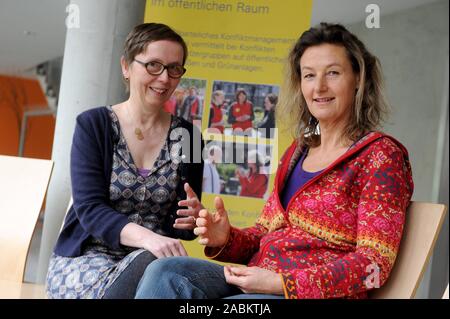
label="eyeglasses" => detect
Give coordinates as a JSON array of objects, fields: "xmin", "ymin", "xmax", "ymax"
[{"xmin": 133, "ymin": 59, "xmax": 186, "ymax": 79}]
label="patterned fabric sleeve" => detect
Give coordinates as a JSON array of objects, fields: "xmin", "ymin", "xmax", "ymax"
[
  {"xmin": 204, "ymin": 224, "xmax": 268, "ymax": 264},
  {"xmin": 204, "ymin": 192, "xmax": 278, "ymax": 264},
  {"xmin": 281, "ymin": 139, "xmax": 414, "ymax": 299}
]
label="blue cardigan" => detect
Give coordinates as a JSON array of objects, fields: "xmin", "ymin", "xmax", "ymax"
[{"xmin": 54, "ymin": 107, "xmax": 204, "ymax": 257}]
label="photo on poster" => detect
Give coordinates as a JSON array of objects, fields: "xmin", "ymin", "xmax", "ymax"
[
  {"xmin": 202, "ymin": 141, "xmax": 273, "ymax": 199},
  {"xmin": 207, "ymin": 80, "xmax": 279, "ymax": 139},
  {"xmin": 164, "ymin": 77, "xmax": 206, "ymax": 131}
]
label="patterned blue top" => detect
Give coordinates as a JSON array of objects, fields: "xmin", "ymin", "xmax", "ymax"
[
  {"xmin": 54, "ymin": 106, "xmax": 202, "ymax": 257},
  {"xmin": 85, "ymin": 106, "xmax": 188, "ymax": 256},
  {"xmin": 46, "ymin": 106, "xmax": 200, "ymax": 299}
]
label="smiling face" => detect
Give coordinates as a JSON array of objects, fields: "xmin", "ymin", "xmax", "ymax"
[
  {"xmin": 122, "ymin": 40, "xmax": 184, "ymax": 109},
  {"xmin": 300, "ymin": 43, "xmax": 359, "ymax": 127}
]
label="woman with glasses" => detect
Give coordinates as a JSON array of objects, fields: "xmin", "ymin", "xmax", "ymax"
[
  {"xmin": 45, "ymin": 23, "xmax": 204, "ymax": 299},
  {"xmin": 134, "ymin": 23, "xmax": 414, "ymax": 299}
]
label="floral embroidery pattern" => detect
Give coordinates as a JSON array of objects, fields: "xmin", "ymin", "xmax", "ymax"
[{"xmin": 207, "ymin": 132, "xmax": 414, "ymax": 299}]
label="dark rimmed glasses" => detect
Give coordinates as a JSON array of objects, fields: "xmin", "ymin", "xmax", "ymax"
[{"xmin": 133, "ymin": 59, "xmax": 186, "ymax": 79}]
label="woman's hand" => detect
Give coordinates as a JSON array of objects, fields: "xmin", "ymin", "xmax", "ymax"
[
  {"xmin": 174, "ymin": 183, "xmax": 204, "ymax": 230},
  {"xmin": 142, "ymin": 231, "xmax": 188, "ymax": 258},
  {"xmin": 224, "ymin": 266, "xmax": 284, "ymax": 295},
  {"xmin": 120, "ymin": 222, "xmax": 187, "ymax": 258},
  {"xmin": 194, "ymin": 196, "xmax": 231, "ymax": 247}
]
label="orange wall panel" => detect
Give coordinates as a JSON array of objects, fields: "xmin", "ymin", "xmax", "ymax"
[
  {"xmin": 0, "ymin": 75, "xmax": 55, "ymax": 159},
  {"xmin": 23, "ymin": 115, "xmax": 56, "ymax": 160},
  {"xmin": 0, "ymin": 102, "xmax": 20, "ymax": 155}
]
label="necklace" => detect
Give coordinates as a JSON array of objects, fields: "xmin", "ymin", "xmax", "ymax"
[
  {"xmin": 125, "ymin": 104, "xmax": 146, "ymax": 141},
  {"xmin": 134, "ymin": 127, "xmax": 144, "ymax": 141}
]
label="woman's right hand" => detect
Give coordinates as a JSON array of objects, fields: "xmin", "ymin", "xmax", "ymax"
[
  {"xmin": 142, "ymin": 231, "xmax": 188, "ymax": 258},
  {"xmin": 120, "ymin": 222, "xmax": 187, "ymax": 258},
  {"xmin": 194, "ymin": 197, "xmax": 231, "ymax": 247}
]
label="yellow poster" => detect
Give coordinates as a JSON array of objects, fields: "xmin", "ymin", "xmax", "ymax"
[{"xmin": 145, "ymin": 0, "xmax": 313, "ymax": 258}]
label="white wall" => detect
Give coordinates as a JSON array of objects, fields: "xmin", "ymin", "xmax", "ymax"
[
  {"xmin": 0, "ymin": 0, "xmax": 68, "ymax": 74},
  {"xmin": 344, "ymin": 0, "xmax": 449, "ymax": 298},
  {"xmin": 346, "ymin": 0, "xmax": 448, "ymax": 202}
]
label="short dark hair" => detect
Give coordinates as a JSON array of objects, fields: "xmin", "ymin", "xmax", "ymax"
[
  {"xmin": 122, "ymin": 23, "xmax": 188, "ymax": 90},
  {"xmin": 123, "ymin": 23, "xmax": 188, "ymax": 65}
]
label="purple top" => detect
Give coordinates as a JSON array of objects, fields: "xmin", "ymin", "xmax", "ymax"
[
  {"xmin": 281, "ymin": 149, "xmax": 323, "ymax": 210},
  {"xmin": 137, "ymin": 167, "xmax": 150, "ymax": 178}
]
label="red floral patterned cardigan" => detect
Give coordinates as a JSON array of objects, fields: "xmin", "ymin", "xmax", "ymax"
[{"xmin": 205, "ymin": 132, "xmax": 414, "ymax": 299}]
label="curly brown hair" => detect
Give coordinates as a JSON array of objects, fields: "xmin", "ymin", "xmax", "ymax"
[{"xmin": 277, "ymin": 22, "xmax": 389, "ymax": 147}]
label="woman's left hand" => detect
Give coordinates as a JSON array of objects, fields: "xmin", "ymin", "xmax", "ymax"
[
  {"xmin": 174, "ymin": 183, "xmax": 204, "ymax": 230},
  {"xmin": 224, "ymin": 266, "xmax": 284, "ymax": 295}
]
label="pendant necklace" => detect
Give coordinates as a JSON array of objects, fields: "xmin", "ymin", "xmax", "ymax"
[
  {"xmin": 134, "ymin": 127, "xmax": 144, "ymax": 141},
  {"xmin": 126, "ymin": 104, "xmax": 146, "ymax": 141}
]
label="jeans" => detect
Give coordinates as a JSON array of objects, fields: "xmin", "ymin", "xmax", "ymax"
[
  {"xmin": 103, "ymin": 251, "xmax": 157, "ymax": 299},
  {"xmin": 135, "ymin": 256, "xmax": 285, "ymax": 299}
]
